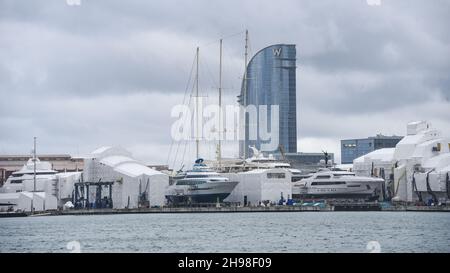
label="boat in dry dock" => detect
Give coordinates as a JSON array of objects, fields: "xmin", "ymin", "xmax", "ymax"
[
  {"xmin": 165, "ymin": 159, "xmax": 238, "ymax": 204},
  {"xmin": 292, "ymin": 169, "xmax": 384, "ymax": 200}
]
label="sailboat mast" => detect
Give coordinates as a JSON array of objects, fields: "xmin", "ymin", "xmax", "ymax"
[
  {"xmin": 218, "ymin": 39, "xmax": 223, "ymax": 166},
  {"xmin": 33, "ymin": 136, "xmax": 36, "ymax": 192},
  {"xmin": 195, "ymin": 47, "xmax": 200, "ymax": 159},
  {"xmin": 243, "ymin": 29, "xmax": 249, "ymax": 159}
]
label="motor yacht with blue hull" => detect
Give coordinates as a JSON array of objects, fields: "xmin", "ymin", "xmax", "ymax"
[
  {"xmin": 292, "ymin": 170, "xmax": 384, "ymax": 201},
  {"xmin": 166, "ymin": 159, "xmax": 239, "ymax": 204}
]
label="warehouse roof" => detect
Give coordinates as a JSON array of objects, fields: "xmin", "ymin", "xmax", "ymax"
[
  {"xmin": 92, "ymin": 147, "xmax": 163, "ymax": 178},
  {"xmin": 354, "ymin": 148, "xmax": 395, "ymax": 163}
]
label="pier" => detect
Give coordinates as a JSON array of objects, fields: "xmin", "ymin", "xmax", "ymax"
[
  {"xmin": 38, "ymin": 204, "xmax": 450, "ymax": 216},
  {"xmin": 53, "ymin": 205, "xmax": 328, "ymax": 216},
  {"xmin": 2, "ymin": 204, "xmax": 450, "ymax": 218}
]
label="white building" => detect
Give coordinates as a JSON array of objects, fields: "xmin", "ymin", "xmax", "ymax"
[
  {"xmin": 223, "ymin": 169, "xmax": 292, "ymax": 205},
  {"xmin": 0, "ymin": 191, "xmax": 57, "ymax": 213},
  {"xmin": 353, "ymin": 121, "xmax": 450, "ymax": 204},
  {"xmin": 55, "ymin": 171, "xmax": 82, "ymax": 208},
  {"xmin": 83, "ymin": 147, "xmax": 169, "ymax": 208}
]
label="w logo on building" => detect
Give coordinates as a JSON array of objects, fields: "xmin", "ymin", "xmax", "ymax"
[{"xmin": 273, "ymin": 47, "xmax": 282, "ymax": 57}]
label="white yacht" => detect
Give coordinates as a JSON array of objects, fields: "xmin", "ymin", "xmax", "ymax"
[
  {"xmin": 246, "ymin": 147, "xmax": 303, "ymax": 182},
  {"xmin": 0, "ymin": 158, "xmax": 58, "ymax": 193},
  {"xmin": 207, "ymin": 146, "xmax": 303, "ymax": 182},
  {"xmin": 166, "ymin": 159, "xmax": 239, "ymax": 204},
  {"xmin": 292, "ymin": 170, "xmax": 384, "ymax": 200}
]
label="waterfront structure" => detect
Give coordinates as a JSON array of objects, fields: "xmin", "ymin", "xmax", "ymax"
[
  {"xmin": 223, "ymin": 168, "xmax": 292, "ymax": 205},
  {"xmin": 238, "ymin": 44, "xmax": 297, "ymax": 158},
  {"xmin": 341, "ymin": 135, "xmax": 404, "ymax": 164},
  {"xmin": 353, "ymin": 121, "xmax": 450, "ymax": 203},
  {"xmin": 0, "ymin": 154, "xmax": 83, "ymax": 187},
  {"xmin": 83, "ymin": 146, "xmax": 169, "ymax": 208},
  {"xmin": 0, "ymin": 191, "xmax": 57, "ymax": 213},
  {"xmin": 0, "ymin": 146, "xmax": 170, "ymax": 212}
]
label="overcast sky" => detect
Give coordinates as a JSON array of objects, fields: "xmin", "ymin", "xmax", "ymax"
[{"xmin": 0, "ymin": 0, "xmax": 449, "ymax": 167}]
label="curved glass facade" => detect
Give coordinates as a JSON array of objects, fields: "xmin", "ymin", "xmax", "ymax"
[{"xmin": 239, "ymin": 44, "xmax": 297, "ymax": 157}]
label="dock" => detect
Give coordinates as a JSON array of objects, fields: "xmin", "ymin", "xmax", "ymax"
[
  {"xmin": 53, "ymin": 205, "xmax": 329, "ymax": 216},
  {"xmin": 2, "ymin": 204, "xmax": 450, "ymax": 218},
  {"xmin": 49, "ymin": 204, "xmax": 450, "ymax": 216},
  {"xmin": 0, "ymin": 212, "xmax": 28, "ymax": 218},
  {"xmin": 381, "ymin": 205, "xmax": 450, "ymax": 212}
]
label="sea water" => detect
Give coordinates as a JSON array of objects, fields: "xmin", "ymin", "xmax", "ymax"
[{"xmin": 1, "ymin": 212, "xmax": 449, "ymax": 253}]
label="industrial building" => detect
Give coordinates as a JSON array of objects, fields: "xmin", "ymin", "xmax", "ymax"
[
  {"xmin": 83, "ymin": 146, "xmax": 169, "ymax": 209},
  {"xmin": 353, "ymin": 121, "xmax": 450, "ymax": 204},
  {"xmin": 223, "ymin": 169, "xmax": 292, "ymax": 205},
  {"xmin": 239, "ymin": 44, "xmax": 297, "ymax": 158},
  {"xmin": 0, "ymin": 146, "xmax": 169, "ymax": 212},
  {"xmin": 341, "ymin": 135, "xmax": 404, "ymax": 164}
]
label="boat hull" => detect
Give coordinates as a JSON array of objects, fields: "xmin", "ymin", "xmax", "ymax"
[
  {"xmin": 166, "ymin": 181, "xmax": 238, "ymax": 204},
  {"xmin": 293, "ymin": 180, "xmax": 382, "ymax": 200}
]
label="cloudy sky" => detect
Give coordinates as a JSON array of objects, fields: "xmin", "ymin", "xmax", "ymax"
[{"xmin": 0, "ymin": 0, "xmax": 449, "ymax": 167}]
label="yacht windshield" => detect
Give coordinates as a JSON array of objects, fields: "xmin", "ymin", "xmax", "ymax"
[
  {"xmin": 186, "ymin": 174, "xmax": 220, "ymax": 178},
  {"xmin": 176, "ymin": 180, "xmax": 206, "ymax": 186},
  {"xmin": 333, "ymin": 173, "xmax": 355, "ymax": 177}
]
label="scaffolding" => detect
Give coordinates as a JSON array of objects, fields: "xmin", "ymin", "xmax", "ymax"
[{"xmin": 73, "ymin": 181, "xmax": 114, "ymax": 209}]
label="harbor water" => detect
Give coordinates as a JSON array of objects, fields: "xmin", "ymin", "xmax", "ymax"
[{"xmin": 1, "ymin": 212, "xmax": 449, "ymax": 253}]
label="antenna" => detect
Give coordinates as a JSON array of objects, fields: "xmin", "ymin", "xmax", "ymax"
[
  {"xmin": 218, "ymin": 38, "xmax": 223, "ymax": 166},
  {"xmin": 33, "ymin": 137, "xmax": 36, "ymax": 192},
  {"xmin": 243, "ymin": 30, "xmax": 249, "ymax": 159},
  {"xmin": 195, "ymin": 47, "xmax": 200, "ymax": 159}
]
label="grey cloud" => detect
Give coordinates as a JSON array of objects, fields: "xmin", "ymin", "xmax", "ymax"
[{"xmin": 0, "ymin": 0, "xmax": 449, "ymax": 165}]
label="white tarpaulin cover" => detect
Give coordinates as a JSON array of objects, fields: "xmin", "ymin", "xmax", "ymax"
[
  {"xmin": 224, "ymin": 169, "xmax": 292, "ymax": 205},
  {"xmin": 352, "ymin": 121, "xmax": 450, "ymax": 202},
  {"xmin": 84, "ymin": 147, "xmax": 169, "ymax": 208},
  {"xmin": 0, "ymin": 191, "xmax": 58, "ymax": 212}
]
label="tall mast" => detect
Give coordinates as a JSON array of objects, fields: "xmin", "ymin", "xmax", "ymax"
[
  {"xmin": 33, "ymin": 136, "xmax": 36, "ymax": 192},
  {"xmin": 195, "ymin": 47, "xmax": 200, "ymax": 159},
  {"xmin": 218, "ymin": 39, "xmax": 223, "ymax": 166},
  {"xmin": 243, "ymin": 29, "xmax": 249, "ymax": 159}
]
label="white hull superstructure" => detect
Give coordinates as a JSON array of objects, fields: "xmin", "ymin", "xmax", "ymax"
[
  {"xmin": 292, "ymin": 170, "xmax": 384, "ymax": 200},
  {"xmin": 206, "ymin": 146, "xmax": 303, "ymax": 182},
  {"xmin": 0, "ymin": 158, "xmax": 57, "ymax": 194},
  {"xmin": 166, "ymin": 160, "xmax": 238, "ymax": 204},
  {"xmin": 0, "ymin": 156, "xmax": 60, "ymax": 212}
]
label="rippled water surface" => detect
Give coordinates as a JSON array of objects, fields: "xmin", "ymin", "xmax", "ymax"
[{"xmin": 1, "ymin": 212, "xmax": 449, "ymax": 252}]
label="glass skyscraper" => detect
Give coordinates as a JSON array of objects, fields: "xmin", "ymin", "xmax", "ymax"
[{"xmin": 238, "ymin": 44, "xmax": 297, "ymax": 158}]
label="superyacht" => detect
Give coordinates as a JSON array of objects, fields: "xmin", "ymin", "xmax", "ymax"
[
  {"xmin": 165, "ymin": 159, "xmax": 239, "ymax": 204},
  {"xmin": 206, "ymin": 146, "xmax": 303, "ymax": 182},
  {"xmin": 292, "ymin": 170, "xmax": 384, "ymax": 200},
  {"xmin": 0, "ymin": 158, "xmax": 57, "ymax": 193}
]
